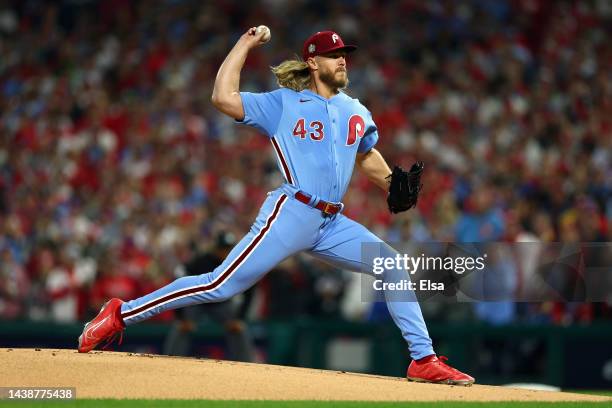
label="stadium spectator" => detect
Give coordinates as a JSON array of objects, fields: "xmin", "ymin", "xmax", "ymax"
[{"xmin": 0, "ymin": 0, "xmax": 609, "ymax": 325}]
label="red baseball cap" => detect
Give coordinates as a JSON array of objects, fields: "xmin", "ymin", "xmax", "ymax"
[{"xmin": 302, "ymin": 31, "xmax": 357, "ymax": 61}]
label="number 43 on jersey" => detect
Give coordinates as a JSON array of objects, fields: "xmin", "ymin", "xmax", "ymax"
[{"xmin": 292, "ymin": 115, "xmax": 366, "ymax": 146}]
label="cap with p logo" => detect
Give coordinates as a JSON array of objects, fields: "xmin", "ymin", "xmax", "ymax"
[{"xmin": 302, "ymin": 31, "xmax": 357, "ymax": 61}]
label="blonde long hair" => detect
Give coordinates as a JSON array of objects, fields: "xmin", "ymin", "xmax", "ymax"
[{"xmin": 271, "ymin": 58, "xmax": 310, "ymax": 91}]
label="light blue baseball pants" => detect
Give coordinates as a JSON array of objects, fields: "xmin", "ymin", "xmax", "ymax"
[{"xmin": 120, "ymin": 186, "xmax": 434, "ymax": 360}]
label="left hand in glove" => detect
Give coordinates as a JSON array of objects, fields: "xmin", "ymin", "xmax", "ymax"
[{"xmin": 386, "ymin": 161, "xmax": 424, "ymax": 214}]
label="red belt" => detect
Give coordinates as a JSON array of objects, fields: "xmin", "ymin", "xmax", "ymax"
[{"xmin": 294, "ymin": 191, "xmax": 343, "ymax": 216}]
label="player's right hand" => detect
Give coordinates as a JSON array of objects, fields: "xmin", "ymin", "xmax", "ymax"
[{"xmin": 238, "ymin": 27, "xmax": 269, "ymax": 49}]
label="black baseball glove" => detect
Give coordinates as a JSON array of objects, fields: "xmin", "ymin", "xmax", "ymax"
[{"xmin": 386, "ymin": 161, "xmax": 424, "ymax": 213}]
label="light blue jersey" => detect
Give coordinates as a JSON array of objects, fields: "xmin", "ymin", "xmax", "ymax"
[
  {"xmin": 239, "ymin": 88, "xmax": 377, "ymax": 203},
  {"xmin": 119, "ymin": 86, "xmax": 435, "ymax": 361}
]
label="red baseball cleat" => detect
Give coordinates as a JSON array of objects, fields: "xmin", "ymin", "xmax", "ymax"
[
  {"xmin": 407, "ymin": 355, "xmax": 475, "ymax": 386},
  {"xmin": 78, "ymin": 298, "xmax": 125, "ymax": 353}
]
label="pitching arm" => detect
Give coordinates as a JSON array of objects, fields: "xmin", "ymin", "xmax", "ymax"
[{"xmin": 211, "ymin": 27, "xmax": 268, "ymax": 120}]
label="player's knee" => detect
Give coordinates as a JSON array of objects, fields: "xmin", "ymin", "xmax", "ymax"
[
  {"xmin": 211, "ymin": 285, "xmax": 236, "ymax": 302},
  {"xmin": 193, "ymin": 269, "xmax": 248, "ymax": 302}
]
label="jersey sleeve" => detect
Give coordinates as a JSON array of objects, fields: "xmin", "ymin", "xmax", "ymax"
[
  {"xmin": 357, "ymin": 110, "xmax": 379, "ymax": 153},
  {"xmin": 235, "ymin": 89, "xmax": 283, "ymax": 137}
]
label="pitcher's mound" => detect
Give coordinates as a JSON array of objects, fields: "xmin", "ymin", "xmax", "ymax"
[{"xmin": 0, "ymin": 348, "xmax": 608, "ymax": 401}]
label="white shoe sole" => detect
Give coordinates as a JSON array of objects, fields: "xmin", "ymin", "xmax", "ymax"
[{"xmin": 407, "ymin": 376, "xmax": 475, "ymax": 386}]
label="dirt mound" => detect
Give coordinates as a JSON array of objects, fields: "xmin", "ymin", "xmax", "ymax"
[{"xmin": 0, "ymin": 348, "xmax": 608, "ymax": 401}]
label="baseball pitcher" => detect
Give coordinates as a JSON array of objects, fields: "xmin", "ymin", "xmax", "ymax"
[{"xmin": 77, "ymin": 27, "xmax": 474, "ymax": 386}]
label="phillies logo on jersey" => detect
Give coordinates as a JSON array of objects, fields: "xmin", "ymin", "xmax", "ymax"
[{"xmin": 346, "ymin": 115, "xmax": 366, "ymax": 146}]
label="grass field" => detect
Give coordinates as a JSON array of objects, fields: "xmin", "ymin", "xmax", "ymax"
[
  {"xmin": 1, "ymin": 400, "xmax": 612, "ymax": 408},
  {"xmin": 0, "ymin": 390, "xmax": 610, "ymax": 407}
]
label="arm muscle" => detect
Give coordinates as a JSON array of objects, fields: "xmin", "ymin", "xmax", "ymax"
[{"xmin": 355, "ymin": 148, "xmax": 392, "ymax": 191}]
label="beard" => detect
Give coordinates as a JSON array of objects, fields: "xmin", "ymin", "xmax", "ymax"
[{"xmin": 319, "ymin": 67, "xmax": 349, "ymax": 89}]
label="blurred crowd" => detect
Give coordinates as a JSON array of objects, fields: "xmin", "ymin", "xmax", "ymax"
[{"xmin": 0, "ymin": 0, "xmax": 610, "ymax": 325}]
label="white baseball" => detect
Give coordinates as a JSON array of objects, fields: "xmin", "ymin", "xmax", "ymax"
[{"xmin": 256, "ymin": 25, "xmax": 271, "ymax": 43}]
